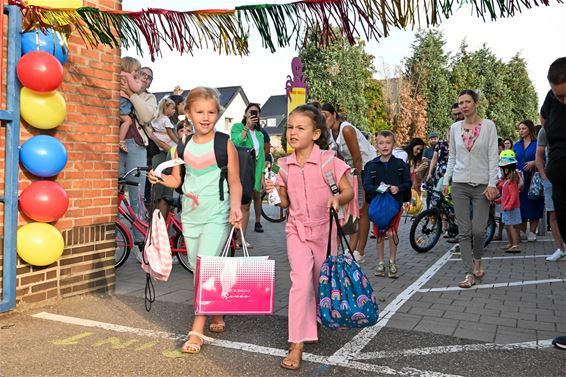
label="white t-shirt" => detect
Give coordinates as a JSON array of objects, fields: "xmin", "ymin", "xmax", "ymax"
[
  {"xmin": 250, "ymin": 130, "xmax": 260, "ymax": 159},
  {"xmin": 330, "ymin": 121, "xmax": 377, "ymax": 169},
  {"xmin": 392, "ymin": 148, "xmax": 408, "ymax": 163},
  {"xmin": 151, "ymin": 115, "xmax": 176, "ymax": 149}
]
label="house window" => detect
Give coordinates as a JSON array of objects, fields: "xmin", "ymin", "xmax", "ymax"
[
  {"xmin": 267, "ymin": 118, "xmax": 277, "ymax": 128},
  {"xmin": 225, "ymin": 117, "xmax": 233, "ymax": 131}
]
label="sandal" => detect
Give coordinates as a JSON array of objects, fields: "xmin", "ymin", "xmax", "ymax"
[
  {"xmin": 474, "ymin": 270, "xmax": 486, "ymax": 280},
  {"xmin": 181, "ymin": 331, "xmax": 214, "ymax": 354},
  {"xmin": 280, "ymin": 343, "xmax": 303, "ymax": 370},
  {"xmin": 500, "ymin": 244, "xmax": 512, "ymax": 251},
  {"xmin": 118, "ymin": 140, "xmax": 128, "ymax": 153},
  {"xmin": 458, "ymin": 274, "xmax": 475, "ymax": 289},
  {"xmin": 209, "ymin": 318, "xmax": 226, "ymax": 333},
  {"xmin": 505, "ymin": 245, "xmax": 521, "ymax": 253}
]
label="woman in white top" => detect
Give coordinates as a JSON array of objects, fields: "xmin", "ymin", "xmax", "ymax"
[
  {"xmin": 442, "ymin": 90, "xmax": 499, "ymax": 289},
  {"xmin": 321, "ymin": 103, "xmax": 377, "ymax": 263}
]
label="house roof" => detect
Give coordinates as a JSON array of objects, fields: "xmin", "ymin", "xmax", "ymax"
[
  {"xmin": 261, "ymin": 94, "xmax": 287, "ymax": 136},
  {"xmin": 153, "ymin": 86, "xmax": 249, "ymax": 116},
  {"xmin": 261, "ymin": 94, "xmax": 287, "ymax": 117}
]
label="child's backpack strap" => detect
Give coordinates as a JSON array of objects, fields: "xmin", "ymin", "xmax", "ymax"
[
  {"xmin": 277, "ymin": 156, "xmax": 290, "ymax": 186},
  {"xmin": 214, "ymin": 132, "xmax": 230, "ymax": 201},
  {"xmin": 320, "ymin": 150, "xmax": 339, "ymax": 195},
  {"xmin": 174, "ymin": 135, "xmax": 193, "ymax": 195}
]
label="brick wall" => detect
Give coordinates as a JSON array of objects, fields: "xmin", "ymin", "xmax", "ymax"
[{"xmin": 0, "ymin": 0, "xmax": 122, "ymax": 308}]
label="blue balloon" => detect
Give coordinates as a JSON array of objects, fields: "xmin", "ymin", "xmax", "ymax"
[
  {"xmin": 20, "ymin": 135, "xmax": 67, "ymax": 177},
  {"xmin": 21, "ymin": 29, "xmax": 69, "ymax": 65}
]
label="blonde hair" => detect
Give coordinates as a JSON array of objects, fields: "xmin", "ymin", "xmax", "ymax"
[
  {"xmin": 184, "ymin": 87, "xmax": 223, "ymax": 113},
  {"xmin": 121, "ymin": 56, "xmax": 141, "ymax": 74},
  {"xmin": 155, "ymin": 97, "xmax": 175, "ymax": 119}
]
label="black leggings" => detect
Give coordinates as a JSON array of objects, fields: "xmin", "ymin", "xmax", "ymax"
[{"xmin": 551, "ymin": 182, "xmax": 566, "ymax": 243}]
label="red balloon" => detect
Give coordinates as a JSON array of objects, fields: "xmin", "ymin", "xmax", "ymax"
[
  {"xmin": 17, "ymin": 51, "xmax": 64, "ymax": 92},
  {"xmin": 19, "ymin": 181, "xmax": 69, "ymax": 222}
]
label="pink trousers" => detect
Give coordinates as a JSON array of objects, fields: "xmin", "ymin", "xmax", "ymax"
[{"xmin": 286, "ymin": 221, "xmax": 335, "ymax": 343}]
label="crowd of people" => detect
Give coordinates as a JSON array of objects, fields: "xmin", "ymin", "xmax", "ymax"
[{"xmin": 118, "ymin": 55, "xmax": 566, "ymax": 368}]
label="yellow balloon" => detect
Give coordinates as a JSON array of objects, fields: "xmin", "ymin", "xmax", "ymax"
[
  {"xmin": 20, "ymin": 87, "xmax": 67, "ymax": 130},
  {"xmin": 27, "ymin": 0, "xmax": 83, "ymax": 8},
  {"xmin": 17, "ymin": 223, "xmax": 65, "ymax": 266}
]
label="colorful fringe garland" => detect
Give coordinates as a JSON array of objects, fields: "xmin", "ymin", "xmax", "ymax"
[{"xmin": 10, "ymin": 0, "xmax": 561, "ymax": 60}]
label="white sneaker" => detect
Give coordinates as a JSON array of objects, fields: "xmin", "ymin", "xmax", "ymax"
[
  {"xmin": 546, "ymin": 249, "xmax": 566, "ymax": 262},
  {"xmin": 528, "ymin": 234, "xmax": 537, "ymax": 242},
  {"xmin": 352, "ymin": 250, "xmax": 365, "ymax": 264}
]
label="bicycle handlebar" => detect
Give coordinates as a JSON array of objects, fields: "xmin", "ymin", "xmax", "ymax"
[{"xmin": 119, "ymin": 166, "xmax": 150, "ymax": 181}]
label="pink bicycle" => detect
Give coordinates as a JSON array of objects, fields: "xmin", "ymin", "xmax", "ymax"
[{"xmin": 115, "ymin": 167, "xmax": 191, "ymax": 271}]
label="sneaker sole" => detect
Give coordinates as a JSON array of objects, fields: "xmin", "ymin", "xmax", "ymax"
[
  {"xmin": 552, "ymin": 340, "xmax": 566, "ymax": 350},
  {"xmin": 375, "ymin": 272, "xmax": 385, "ymax": 277}
]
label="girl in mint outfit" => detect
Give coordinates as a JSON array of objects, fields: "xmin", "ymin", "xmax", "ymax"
[
  {"xmin": 231, "ymin": 103, "xmax": 265, "ymax": 242},
  {"xmin": 148, "ymin": 87, "xmax": 243, "ymax": 354}
]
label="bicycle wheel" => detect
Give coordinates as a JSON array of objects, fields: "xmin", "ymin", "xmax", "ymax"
[
  {"xmin": 115, "ymin": 222, "xmax": 131, "ymax": 269},
  {"xmin": 484, "ymin": 214, "xmax": 496, "ymax": 247},
  {"xmin": 409, "ymin": 209, "xmax": 442, "ymax": 253},
  {"xmin": 174, "ymin": 232, "xmax": 193, "ymax": 273},
  {"xmin": 261, "ymin": 191, "xmax": 287, "ymax": 223}
]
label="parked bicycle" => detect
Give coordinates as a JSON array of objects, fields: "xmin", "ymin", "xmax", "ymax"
[
  {"xmin": 115, "ymin": 167, "xmax": 191, "ymax": 271},
  {"xmin": 409, "ymin": 183, "xmax": 495, "ymax": 253},
  {"xmin": 261, "ymin": 191, "xmax": 288, "ymax": 223}
]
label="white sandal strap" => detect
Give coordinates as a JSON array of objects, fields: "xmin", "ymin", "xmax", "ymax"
[{"xmin": 188, "ymin": 331, "xmax": 214, "ymax": 343}]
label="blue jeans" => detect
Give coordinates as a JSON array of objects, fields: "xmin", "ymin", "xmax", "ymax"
[{"xmin": 118, "ymin": 139, "xmax": 147, "ymax": 242}]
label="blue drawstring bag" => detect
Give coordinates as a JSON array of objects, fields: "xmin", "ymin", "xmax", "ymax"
[
  {"xmin": 368, "ymin": 192, "xmax": 401, "ymax": 236},
  {"xmin": 319, "ymin": 208, "xmax": 379, "ymax": 330}
]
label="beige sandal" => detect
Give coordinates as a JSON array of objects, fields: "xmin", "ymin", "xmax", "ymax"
[
  {"xmin": 505, "ymin": 245, "xmax": 521, "ymax": 253},
  {"xmin": 209, "ymin": 319, "xmax": 226, "ymax": 333},
  {"xmin": 181, "ymin": 331, "xmax": 214, "ymax": 354},
  {"xmin": 280, "ymin": 343, "xmax": 303, "ymax": 370},
  {"xmin": 458, "ymin": 274, "xmax": 475, "ymax": 289}
]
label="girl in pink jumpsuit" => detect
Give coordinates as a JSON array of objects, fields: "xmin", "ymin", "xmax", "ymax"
[{"xmin": 267, "ymin": 104, "xmax": 353, "ymax": 370}]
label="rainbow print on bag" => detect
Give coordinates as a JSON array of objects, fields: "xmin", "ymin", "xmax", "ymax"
[
  {"xmin": 331, "ymin": 289, "xmax": 342, "ymax": 301},
  {"xmin": 356, "ymin": 294, "xmax": 369, "ymax": 307},
  {"xmin": 351, "ymin": 312, "xmax": 366, "ymax": 321},
  {"xmin": 331, "ymin": 310, "xmax": 342, "ymax": 319},
  {"xmin": 320, "ymin": 297, "xmax": 331, "ymax": 308},
  {"xmin": 318, "ymin": 209, "xmax": 379, "ymax": 330},
  {"xmin": 352, "ymin": 270, "xmax": 361, "ymax": 281}
]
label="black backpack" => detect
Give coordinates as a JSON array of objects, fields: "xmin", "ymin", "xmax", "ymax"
[{"xmin": 176, "ymin": 132, "xmax": 255, "ymax": 205}]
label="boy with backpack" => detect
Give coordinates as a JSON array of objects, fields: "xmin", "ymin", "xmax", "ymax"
[{"xmin": 364, "ymin": 131, "xmax": 411, "ymax": 278}]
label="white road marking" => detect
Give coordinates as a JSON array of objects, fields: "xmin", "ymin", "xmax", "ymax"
[
  {"xmin": 448, "ymin": 255, "xmax": 552, "ymax": 261},
  {"xmin": 353, "ymin": 339, "xmax": 554, "ymax": 360},
  {"xmin": 329, "ymin": 249, "xmax": 454, "ymax": 362},
  {"xmin": 32, "ymin": 312, "xmax": 459, "ymax": 377},
  {"xmin": 418, "ymin": 278, "xmax": 566, "ymax": 293}
]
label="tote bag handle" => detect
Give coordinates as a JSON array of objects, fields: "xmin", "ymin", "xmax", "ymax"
[
  {"xmin": 220, "ymin": 226, "xmax": 250, "ymax": 258},
  {"xmin": 326, "ymin": 207, "xmax": 353, "ymax": 259}
]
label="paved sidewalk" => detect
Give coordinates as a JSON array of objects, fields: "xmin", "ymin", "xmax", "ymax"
[
  {"xmin": 1, "ymin": 216, "xmax": 564, "ymax": 377},
  {"xmin": 115, "ymin": 216, "xmax": 566, "ymax": 344}
]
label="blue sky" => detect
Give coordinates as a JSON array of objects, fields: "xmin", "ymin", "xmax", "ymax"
[{"xmin": 122, "ymin": 1, "xmax": 564, "ymax": 110}]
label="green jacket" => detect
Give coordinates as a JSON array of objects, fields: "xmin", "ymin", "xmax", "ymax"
[{"xmin": 231, "ymin": 122, "xmax": 265, "ymax": 192}]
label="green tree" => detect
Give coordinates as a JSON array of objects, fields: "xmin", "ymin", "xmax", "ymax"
[
  {"xmin": 449, "ymin": 45, "xmax": 538, "ymax": 138},
  {"xmin": 404, "ymin": 30, "xmax": 453, "ymax": 136},
  {"xmin": 298, "ymin": 33, "xmax": 385, "ymax": 131},
  {"xmin": 365, "ymin": 78, "xmax": 389, "ymax": 133},
  {"xmin": 503, "ymin": 54, "xmax": 539, "ymax": 132}
]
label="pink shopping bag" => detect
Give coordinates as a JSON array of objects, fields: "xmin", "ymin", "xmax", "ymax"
[{"xmin": 194, "ymin": 227, "xmax": 275, "ymax": 315}]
